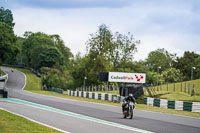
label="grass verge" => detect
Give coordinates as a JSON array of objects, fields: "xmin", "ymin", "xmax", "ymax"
[
  {"xmin": 3, "ymin": 66, "xmax": 200, "ymax": 118},
  {"xmin": 144, "ymin": 91, "xmax": 200, "ymax": 102},
  {"xmin": 159, "ymin": 91, "xmax": 200, "ymax": 102},
  {"xmin": 0, "ymin": 109, "xmax": 61, "ymax": 133},
  {"xmin": 144, "ymin": 79, "xmax": 200, "ymax": 95}
]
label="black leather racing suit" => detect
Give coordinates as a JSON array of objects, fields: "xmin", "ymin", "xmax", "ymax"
[{"xmin": 122, "ymin": 96, "xmax": 136, "ymax": 111}]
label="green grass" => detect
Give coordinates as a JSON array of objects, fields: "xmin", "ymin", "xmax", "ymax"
[
  {"xmin": 0, "ymin": 109, "xmax": 61, "ymax": 133},
  {"xmin": 94, "ymin": 91, "xmax": 119, "ymax": 95},
  {"xmin": 145, "ymin": 79, "xmax": 200, "ymax": 95},
  {"xmin": 0, "ymin": 68, "xmax": 6, "ymax": 76},
  {"xmin": 2, "ymin": 66, "xmax": 200, "ymax": 118},
  {"xmin": 159, "ymin": 92, "xmax": 200, "ymax": 102},
  {"xmin": 144, "ymin": 86, "xmax": 200, "ymax": 102}
]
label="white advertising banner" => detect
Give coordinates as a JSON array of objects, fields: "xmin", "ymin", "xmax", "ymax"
[{"xmin": 108, "ymin": 72, "xmax": 146, "ymax": 83}]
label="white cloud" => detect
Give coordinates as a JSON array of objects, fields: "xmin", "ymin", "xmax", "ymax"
[
  {"xmin": 1, "ymin": 0, "xmax": 132, "ymax": 8},
  {"xmin": 11, "ymin": 0, "xmax": 200, "ymax": 61}
]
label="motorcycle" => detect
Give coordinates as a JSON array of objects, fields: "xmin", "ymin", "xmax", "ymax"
[{"xmin": 122, "ymin": 101, "xmax": 135, "ymax": 119}]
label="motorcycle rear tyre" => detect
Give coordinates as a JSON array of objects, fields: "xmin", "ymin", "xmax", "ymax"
[
  {"xmin": 129, "ymin": 110, "xmax": 133, "ymax": 119},
  {"xmin": 123, "ymin": 111, "xmax": 127, "ymax": 118}
]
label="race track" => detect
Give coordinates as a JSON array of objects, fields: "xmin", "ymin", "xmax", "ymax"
[{"xmin": 0, "ymin": 67, "xmax": 200, "ymax": 133}]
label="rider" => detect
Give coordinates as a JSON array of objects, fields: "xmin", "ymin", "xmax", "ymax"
[{"xmin": 122, "ymin": 93, "xmax": 136, "ymax": 112}]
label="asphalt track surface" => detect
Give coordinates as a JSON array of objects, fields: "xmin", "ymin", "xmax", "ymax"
[{"xmin": 0, "ymin": 67, "xmax": 200, "ymax": 133}]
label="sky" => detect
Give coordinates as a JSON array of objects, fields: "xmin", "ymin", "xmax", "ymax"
[{"xmin": 1, "ymin": 0, "xmax": 200, "ymax": 61}]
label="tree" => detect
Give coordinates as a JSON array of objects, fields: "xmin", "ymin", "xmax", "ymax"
[
  {"xmin": 145, "ymin": 48, "xmax": 174, "ymax": 72},
  {"xmin": 22, "ymin": 32, "xmax": 70, "ymax": 70},
  {"xmin": 15, "ymin": 36, "xmax": 26, "ymax": 65},
  {"xmin": 87, "ymin": 55, "xmax": 112, "ymax": 84},
  {"xmin": 50, "ymin": 34, "xmax": 72, "ymax": 67},
  {"xmin": 0, "ymin": 22, "xmax": 18, "ymax": 64},
  {"xmin": 117, "ymin": 60, "xmax": 148, "ymax": 73},
  {"xmin": 86, "ymin": 24, "xmax": 137, "ymax": 70},
  {"xmin": 85, "ymin": 24, "xmax": 114, "ymax": 84},
  {"xmin": 41, "ymin": 67, "xmax": 74, "ymax": 90},
  {"xmin": 174, "ymin": 51, "xmax": 199, "ymax": 80},
  {"xmin": 86, "ymin": 24, "xmax": 113, "ymax": 59},
  {"xmin": 194, "ymin": 56, "xmax": 200, "ymax": 78},
  {"xmin": 84, "ymin": 24, "xmax": 138, "ymax": 85},
  {"xmin": 39, "ymin": 47, "xmax": 63, "ymax": 68},
  {"xmin": 111, "ymin": 32, "xmax": 137, "ymax": 70},
  {"xmin": 0, "ymin": 7, "xmax": 15, "ymax": 29},
  {"xmin": 0, "ymin": 7, "xmax": 18, "ymax": 64},
  {"xmin": 71, "ymin": 53, "xmax": 89, "ymax": 88},
  {"xmin": 22, "ymin": 32, "xmax": 55, "ymax": 68},
  {"xmin": 162, "ymin": 68, "xmax": 183, "ymax": 83},
  {"xmin": 146, "ymin": 71, "xmax": 158, "ymax": 85}
]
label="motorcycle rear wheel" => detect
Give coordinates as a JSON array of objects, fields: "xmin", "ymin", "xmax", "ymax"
[
  {"xmin": 129, "ymin": 110, "xmax": 133, "ymax": 119},
  {"xmin": 123, "ymin": 111, "xmax": 127, "ymax": 118}
]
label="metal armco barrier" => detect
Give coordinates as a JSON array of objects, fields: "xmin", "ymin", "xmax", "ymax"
[
  {"xmin": 0, "ymin": 74, "xmax": 8, "ymax": 98},
  {"xmin": 67, "ymin": 90, "xmax": 122, "ymax": 103},
  {"xmin": 2, "ymin": 64, "xmax": 41, "ymax": 77},
  {"xmin": 144, "ymin": 97, "xmax": 200, "ymax": 113},
  {"xmin": 47, "ymin": 88, "xmax": 63, "ymax": 94}
]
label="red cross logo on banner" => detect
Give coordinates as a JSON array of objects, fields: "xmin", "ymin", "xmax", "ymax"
[{"xmin": 135, "ymin": 75, "xmax": 144, "ymax": 82}]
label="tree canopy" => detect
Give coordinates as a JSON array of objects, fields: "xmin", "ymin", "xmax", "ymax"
[
  {"xmin": 21, "ymin": 32, "xmax": 71, "ymax": 70},
  {"xmin": 0, "ymin": 22, "xmax": 18, "ymax": 64},
  {"xmin": 83, "ymin": 24, "xmax": 138, "ymax": 84},
  {"xmin": 86, "ymin": 24, "xmax": 137, "ymax": 71},
  {"xmin": 145, "ymin": 48, "xmax": 174, "ymax": 72},
  {"xmin": 0, "ymin": 7, "xmax": 15, "ymax": 29},
  {"xmin": 174, "ymin": 51, "xmax": 200, "ymax": 80}
]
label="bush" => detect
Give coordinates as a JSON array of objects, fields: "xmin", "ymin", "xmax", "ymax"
[{"xmin": 41, "ymin": 67, "xmax": 74, "ymax": 90}]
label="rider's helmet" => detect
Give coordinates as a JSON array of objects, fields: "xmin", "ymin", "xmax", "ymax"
[{"xmin": 128, "ymin": 93, "xmax": 133, "ymax": 97}]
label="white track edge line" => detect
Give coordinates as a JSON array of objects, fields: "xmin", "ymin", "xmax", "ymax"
[{"xmin": 18, "ymin": 70, "xmax": 26, "ymax": 91}]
